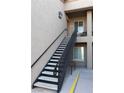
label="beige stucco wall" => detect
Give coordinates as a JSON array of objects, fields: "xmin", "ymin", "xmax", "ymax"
[
  {"xmin": 31, "ymin": 31, "xmax": 66, "ymax": 84},
  {"xmin": 31, "ymin": 0, "xmax": 67, "ymax": 84},
  {"xmin": 64, "ymin": 0, "xmax": 93, "ymax": 12},
  {"xmin": 67, "ymin": 10, "xmax": 93, "ymax": 69},
  {"xmin": 32, "ymin": 0, "xmax": 67, "ymax": 65},
  {"xmin": 76, "ymin": 11, "xmax": 93, "ymax": 69}
]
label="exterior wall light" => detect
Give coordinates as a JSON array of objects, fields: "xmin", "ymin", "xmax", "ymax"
[{"xmin": 58, "ymin": 11, "xmax": 63, "ymax": 19}]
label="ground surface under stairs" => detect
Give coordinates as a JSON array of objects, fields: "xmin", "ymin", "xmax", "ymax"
[{"xmin": 32, "ymin": 67, "xmax": 93, "ymax": 93}]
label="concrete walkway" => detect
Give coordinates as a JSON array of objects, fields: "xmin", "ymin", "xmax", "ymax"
[
  {"xmin": 60, "ymin": 67, "xmax": 93, "ymax": 93},
  {"xmin": 32, "ymin": 67, "xmax": 93, "ymax": 93}
]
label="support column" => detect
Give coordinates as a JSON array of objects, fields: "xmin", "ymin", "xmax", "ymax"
[
  {"xmin": 87, "ymin": 10, "xmax": 93, "ymax": 69},
  {"xmin": 87, "ymin": 42, "xmax": 93, "ymax": 69},
  {"xmin": 87, "ymin": 11, "xmax": 92, "ymax": 36}
]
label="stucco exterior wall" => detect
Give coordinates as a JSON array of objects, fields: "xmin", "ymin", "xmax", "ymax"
[
  {"xmin": 67, "ymin": 10, "xmax": 93, "ymax": 69},
  {"xmin": 31, "ymin": 31, "xmax": 66, "ymax": 84},
  {"xmin": 31, "ymin": 0, "xmax": 67, "ymax": 65},
  {"xmin": 64, "ymin": 0, "xmax": 93, "ymax": 12},
  {"xmin": 31, "ymin": 0, "xmax": 67, "ymax": 84}
]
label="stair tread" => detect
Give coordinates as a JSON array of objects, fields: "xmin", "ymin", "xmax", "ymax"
[
  {"xmin": 38, "ymin": 76, "xmax": 58, "ymax": 82},
  {"xmin": 61, "ymin": 43, "xmax": 67, "ymax": 45},
  {"xmin": 34, "ymin": 82, "xmax": 58, "ymax": 90},
  {"xmin": 48, "ymin": 63, "xmax": 57, "ymax": 66},
  {"xmin": 61, "ymin": 44, "xmax": 66, "ymax": 45},
  {"xmin": 58, "ymin": 47, "xmax": 65, "ymax": 49},
  {"xmin": 57, "ymin": 49, "xmax": 64, "ymax": 51},
  {"xmin": 42, "ymin": 71, "xmax": 58, "ymax": 76},
  {"xmin": 41, "ymin": 73, "xmax": 58, "ymax": 78},
  {"xmin": 49, "ymin": 61, "xmax": 58, "ymax": 63},
  {"xmin": 54, "ymin": 53, "xmax": 62, "ymax": 56},
  {"xmin": 52, "ymin": 56, "xmax": 61, "ymax": 59},
  {"xmin": 45, "ymin": 66, "xmax": 55, "ymax": 70},
  {"xmin": 37, "ymin": 79, "xmax": 58, "ymax": 85},
  {"xmin": 45, "ymin": 66, "xmax": 58, "ymax": 70},
  {"xmin": 55, "ymin": 51, "xmax": 63, "ymax": 53},
  {"xmin": 60, "ymin": 45, "xmax": 66, "ymax": 47},
  {"xmin": 50, "ymin": 59, "xmax": 59, "ymax": 62},
  {"xmin": 46, "ymin": 64, "xmax": 58, "ymax": 67},
  {"xmin": 43, "ymin": 69, "xmax": 58, "ymax": 72}
]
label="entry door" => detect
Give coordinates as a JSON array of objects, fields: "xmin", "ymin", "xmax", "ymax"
[
  {"xmin": 73, "ymin": 46, "xmax": 87, "ymax": 67},
  {"xmin": 74, "ymin": 21, "xmax": 84, "ymax": 36}
]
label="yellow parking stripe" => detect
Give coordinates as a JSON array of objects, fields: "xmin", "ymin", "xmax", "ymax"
[{"xmin": 69, "ymin": 73, "xmax": 80, "ymax": 93}]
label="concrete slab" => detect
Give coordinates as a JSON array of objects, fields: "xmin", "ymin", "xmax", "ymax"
[{"xmin": 60, "ymin": 67, "xmax": 93, "ymax": 93}]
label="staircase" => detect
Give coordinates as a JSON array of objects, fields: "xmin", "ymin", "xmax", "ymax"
[{"xmin": 32, "ymin": 30, "xmax": 77, "ymax": 93}]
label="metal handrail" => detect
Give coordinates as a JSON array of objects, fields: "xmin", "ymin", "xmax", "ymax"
[
  {"xmin": 31, "ymin": 28, "xmax": 67, "ymax": 68},
  {"xmin": 32, "ymin": 36, "xmax": 66, "ymax": 88},
  {"xmin": 57, "ymin": 29, "xmax": 77, "ymax": 93},
  {"xmin": 32, "ymin": 29, "xmax": 77, "ymax": 92}
]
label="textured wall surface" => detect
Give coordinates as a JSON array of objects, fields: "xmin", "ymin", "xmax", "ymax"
[
  {"xmin": 32, "ymin": 0, "xmax": 67, "ymax": 65},
  {"xmin": 31, "ymin": 0, "xmax": 67, "ymax": 84}
]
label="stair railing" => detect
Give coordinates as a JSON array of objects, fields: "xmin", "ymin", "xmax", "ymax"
[{"xmin": 57, "ymin": 29, "xmax": 77, "ymax": 93}]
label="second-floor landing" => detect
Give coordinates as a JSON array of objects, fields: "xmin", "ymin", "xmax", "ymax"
[
  {"xmin": 64, "ymin": 0, "xmax": 93, "ymax": 13},
  {"xmin": 66, "ymin": 10, "xmax": 93, "ymax": 43}
]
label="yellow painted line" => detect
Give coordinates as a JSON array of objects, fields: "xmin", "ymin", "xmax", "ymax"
[{"xmin": 69, "ymin": 73, "xmax": 80, "ymax": 93}]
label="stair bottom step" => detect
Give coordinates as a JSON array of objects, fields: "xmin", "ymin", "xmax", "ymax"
[{"xmin": 34, "ymin": 82, "xmax": 58, "ymax": 90}]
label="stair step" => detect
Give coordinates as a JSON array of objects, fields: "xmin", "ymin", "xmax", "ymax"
[
  {"xmin": 52, "ymin": 56, "xmax": 61, "ymax": 59},
  {"xmin": 57, "ymin": 49, "xmax": 64, "ymax": 51},
  {"xmin": 38, "ymin": 76, "xmax": 58, "ymax": 82},
  {"xmin": 60, "ymin": 45, "xmax": 66, "ymax": 47},
  {"xmin": 48, "ymin": 63, "xmax": 57, "ymax": 66},
  {"xmin": 45, "ymin": 66, "xmax": 55, "ymax": 70},
  {"xmin": 42, "ymin": 71, "xmax": 58, "ymax": 76},
  {"xmin": 37, "ymin": 79, "xmax": 58, "ymax": 85},
  {"xmin": 34, "ymin": 82, "xmax": 58, "ymax": 90},
  {"xmin": 45, "ymin": 66, "xmax": 58, "ymax": 70},
  {"xmin": 49, "ymin": 61, "xmax": 58, "ymax": 63},
  {"xmin": 46, "ymin": 64, "xmax": 58, "ymax": 67},
  {"xmin": 55, "ymin": 51, "xmax": 63, "ymax": 53},
  {"xmin": 61, "ymin": 44, "xmax": 66, "ymax": 45},
  {"xmin": 62, "ymin": 43, "xmax": 67, "ymax": 45},
  {"xmin": 54, "ymin": 53, "xmax": 62, "ymax": 56},
  {"xmin": 43, "ymin": 69, "xmax": 58, "ymax": 72},
  {"xmin": 50, "ymin": 59, "xmax": 59, "ymax": 62},
  {"xmin": 58, "ymin": 47, "xmax": 65, "ymax": 49},
  {"xmin": 41, "ymin": 73, "xmax": 58, "ymax": 78}
]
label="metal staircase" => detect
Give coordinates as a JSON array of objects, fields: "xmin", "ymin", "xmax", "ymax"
[{"xmin": 32, "ymin": 30, "xmax": 77, "ymax": 93}]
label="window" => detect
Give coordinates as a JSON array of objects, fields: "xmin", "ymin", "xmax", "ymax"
[
  {"xmin": 73, "ymin": 47, "xmax": 84, "ymax": 62},
  {"xmin": 78, "ymin": 22, "xmax": 83, "ymax": 33}
]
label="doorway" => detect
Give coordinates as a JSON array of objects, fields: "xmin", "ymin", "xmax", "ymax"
[
  {"xmin": 74, "ymin": 21, "xmax": 84, "ymax": 36},
  {"xmin": 73, "ymin": 43, "xmax": 87, "ymax": 68}
]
